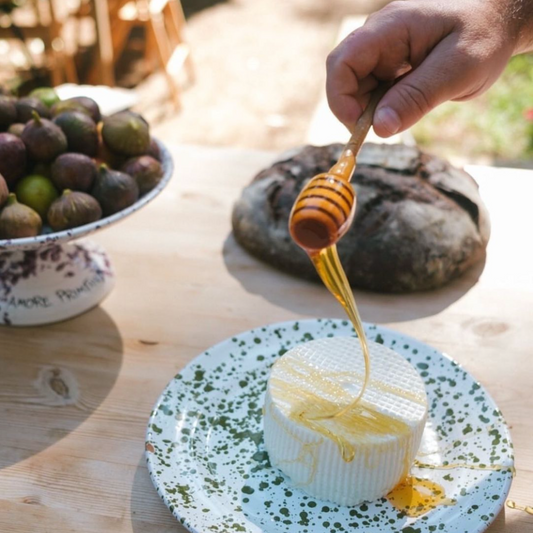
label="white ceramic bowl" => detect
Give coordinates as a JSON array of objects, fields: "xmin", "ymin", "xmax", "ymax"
[{"xmin": 0, "ymin": 139, "xmax": 173, "ymax": 326}]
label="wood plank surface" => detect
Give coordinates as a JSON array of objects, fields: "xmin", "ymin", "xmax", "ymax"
[{"xmin": 0, "ymin": 144, "xmax": 531, "ymax": 532}]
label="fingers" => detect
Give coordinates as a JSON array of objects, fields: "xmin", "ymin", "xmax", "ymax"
[
  {"xmin": 326, "ymin": 15, "xmax": 414, "ymax": 131},
  {"xmin": 373, "ymin": 35, "xmax": 479, "ymax": 137},
  {"xmin": 326, "ymin": 2, "xmax": 456, "ymax": 132},
  {"xmin": 326, "ymin": 29, "xmax": 381, "ymax": 129}
]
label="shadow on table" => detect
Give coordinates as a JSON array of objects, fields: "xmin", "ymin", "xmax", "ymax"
[
  {"xmin": 222, "ymin": 233, "xmax": 485, "ymax": 323},
  {"xmin": 130, "ymin": 454, "xmax": 183, "ymax": 533},
  {"xmin": 0, "ymin": 306, "xmax": 123, "ymax": 470}
]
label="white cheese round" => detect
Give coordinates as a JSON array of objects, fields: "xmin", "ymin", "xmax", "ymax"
[{"xmin": 263, "ymin": 336, "xmax": 428, "ymax": 506}]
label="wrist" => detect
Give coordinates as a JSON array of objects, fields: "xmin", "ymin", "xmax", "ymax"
[{"xmin": 505, "ymin": 0, "xmax": 533, "ymax": 54}]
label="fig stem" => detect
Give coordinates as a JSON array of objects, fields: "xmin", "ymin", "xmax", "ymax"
[
  {"xmin": 31, "ymin": 110, "xmax": 42, "ymax": 124},
  {"xmin": 6, "ymin": 193, "xmax": 17, "ymax": 205},
  {"xmin": 63, "ymin": 189, "xmax": 72, "ymax": 196}
]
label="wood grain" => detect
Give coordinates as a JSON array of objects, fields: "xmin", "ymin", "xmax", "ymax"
[{"xmin": 0, "ymin": 145, "xmax": 531, "ymax": 532}]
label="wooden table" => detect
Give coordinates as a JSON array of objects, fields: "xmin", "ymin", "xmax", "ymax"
[{"xmin": 0, "ymin": 144, "xmax": 531, "ymax": 532}]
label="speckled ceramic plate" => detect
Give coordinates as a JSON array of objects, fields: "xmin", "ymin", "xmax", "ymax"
[{"xmin": 146, "ymin": 319, "xmax": 514, "ymax": 533}]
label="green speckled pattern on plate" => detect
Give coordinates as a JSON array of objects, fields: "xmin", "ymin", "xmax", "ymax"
[{"xmin": 146, "ymin": 319, "xmax": 514, "ymax": 533}]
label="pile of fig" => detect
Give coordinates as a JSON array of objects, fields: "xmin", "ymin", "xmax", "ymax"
[{"xmin": 0, "ymin": 87, "xmax": 165, "ymax": 240}]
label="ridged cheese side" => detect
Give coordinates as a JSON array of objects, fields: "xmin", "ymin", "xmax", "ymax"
[{"xmin": 263, "ymin": 337, "xmax": 428, "ymax": 506}]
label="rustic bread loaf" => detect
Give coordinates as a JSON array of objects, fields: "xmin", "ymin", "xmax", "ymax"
[{"xmin": 232, "ymin": 143, "xmax": 490, "ymax": 292}]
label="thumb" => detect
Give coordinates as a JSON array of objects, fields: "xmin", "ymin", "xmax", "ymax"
[{"xmin": 373, "ymin": 35, "xmax": 477, "ymax": 137}]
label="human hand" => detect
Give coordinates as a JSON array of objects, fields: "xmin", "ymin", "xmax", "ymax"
[{"xmin": 326, "ymin": 0, "xmax": 533, "ymax": 137}]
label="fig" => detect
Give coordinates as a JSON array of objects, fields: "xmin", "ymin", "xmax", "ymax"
[
  {"xmin": 0, "ymin": 174, "xmax": 8, "ymax": 206},
  {"xmin": 64, "ymin": 96, "xmax": 101, "ymax": 123},
  {"xmin": 91, "ymin": 165, "xmax": 139, "ymax": 216},
  {"xmin": 145, "ymin": 137, "xmax": 161, "ymax": 161},
  {"xmin": 51, "ymin": 99, "xmax": 91, "ymax": 118},
  {"xmin": 7, "ymin": 122, "xmax": 25, "ymax": 137},
  {"xmin": 121, "ymin": 155, "xmax": 163, "ymax": 195},
  {"xmin": 0, "ymin": 132, "xmax": 26, "ymax": 186},
  {"xmin": 51, "ymin": 153, "xmax": 97, "ymax": 192},
  {"xmin": 29, "ymin": 87, "xmax": 60, "ymax": 109},
  {"xmin": 0, "ymin": 96, "xmax": 17, "ymax": 129},
  {"xmin": 47, "ymin": 189, "xmax": 102, "ymax": 231},
  {"xmin": 15, "ymin": 174, "xmax": 59, "ymax": 219},
  {"xmin": 102, "ymin": 111, "xmax": 150, "ymax": 156},
  {"xmin": 53, "ymin": 111, "xmax": 98, "ymax": 157},
  {"xmin": 15, "ymin": 97, "xmax": 50, "ymax": 122},
  {"xmin": 21, "ymin": 111, "xmax": 67, "ymax": 162},
  {"xmin": 0, "ymin": 193, "xmax": 42, "ymax": 239}
]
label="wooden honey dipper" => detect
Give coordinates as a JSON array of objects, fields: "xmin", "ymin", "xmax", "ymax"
[{"xmin": 289, "ymin": 85, "xmax": 389, "ymax": 251}]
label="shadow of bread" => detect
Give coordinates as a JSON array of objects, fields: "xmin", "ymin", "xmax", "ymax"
[{"xmin": 222, "ymin": 231, "xmax": 485, "ymax": 324}]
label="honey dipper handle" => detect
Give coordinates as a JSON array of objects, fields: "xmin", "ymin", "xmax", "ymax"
[
  {"xmin": 330, "ymin": 84, "xmax": 390, "ymax": 181},
  {"xmin": 346, "ymin": 84, "xmax": 390, "ymax": 156}
]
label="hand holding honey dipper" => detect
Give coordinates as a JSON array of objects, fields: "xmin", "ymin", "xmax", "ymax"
[{"xmin": 326, "ymin": 0, "xmax": 533, "ymax": 138}]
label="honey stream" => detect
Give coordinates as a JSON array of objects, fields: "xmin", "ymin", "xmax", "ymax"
[{"xmin": 309, "ymin": 244, "xmax": 370, "ymax": 418}]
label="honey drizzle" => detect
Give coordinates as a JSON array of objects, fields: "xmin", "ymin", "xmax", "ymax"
[
  {"xmin": 298, "ymin": 223, "xmax": 456, "ymax": 518},
  {"xmin": 414, "ymin": 459, "xmax": 514, "ymax": 473},
  {"xmin": 506, "ymin": 500, "xmax": 533, "ymax": 515},
  {"xmin": 270, "ymin": 358, "xmax": 413, "ymax": 464}
]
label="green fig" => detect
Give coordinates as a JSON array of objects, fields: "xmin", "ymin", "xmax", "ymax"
[
  {"xmin": 21, "ymin": 111, "xmax": 67, "ymax": 162},
  {"xmin": 0, "ymin": 96, "xmax": 17, "ymax": 129},
  {"xmin": 15, "ymin": 97, "xmax": 50, "ymax": 122},
  {"xmin": 0, "ymin": 174, "xmax": 8, "ymax": 207},
  {"xmin": 53, "ymin": 111, "xmax": 98, "ymax": 157},
  {"xmin": 29, "ymin": 87, "xmax": 60, "ymax": 109},
  {"xmin": 102, "ymin": 111, "xmax": 150, "ymax": 156},
  {"xmin": 47, "ymin": 189, "xmax": 102, "ymax": 231},
  {"xmin": 0, "ymin": 193, "xmax": 42, "ymax": 239},
  {"xmin": 15, "ymin": 174, "xmax": 59, "ymax": 219},
  {"xmin": 51, "ymin": 153, "xmax": 97, "ymax": 192},
  {"xmin": 91, "ymin": 165, "xmax": 139, "ymax": 216},
  {"xmin": 121, "ymin": 155, "xmax": 163, "ymax": 195},
  {"xmin": 0, "ymin": 132, "xmax": 26, "ymax": 186}
]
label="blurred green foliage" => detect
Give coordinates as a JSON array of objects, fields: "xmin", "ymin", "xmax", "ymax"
[{"xmin": 413, "ymin": 53, "xmax": 533, "ymax": 164}]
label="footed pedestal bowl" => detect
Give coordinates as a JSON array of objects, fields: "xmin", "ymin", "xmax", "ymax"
[{"xmin": 0, "ymin": 140, "xmax": 173, "ymax": 326}]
